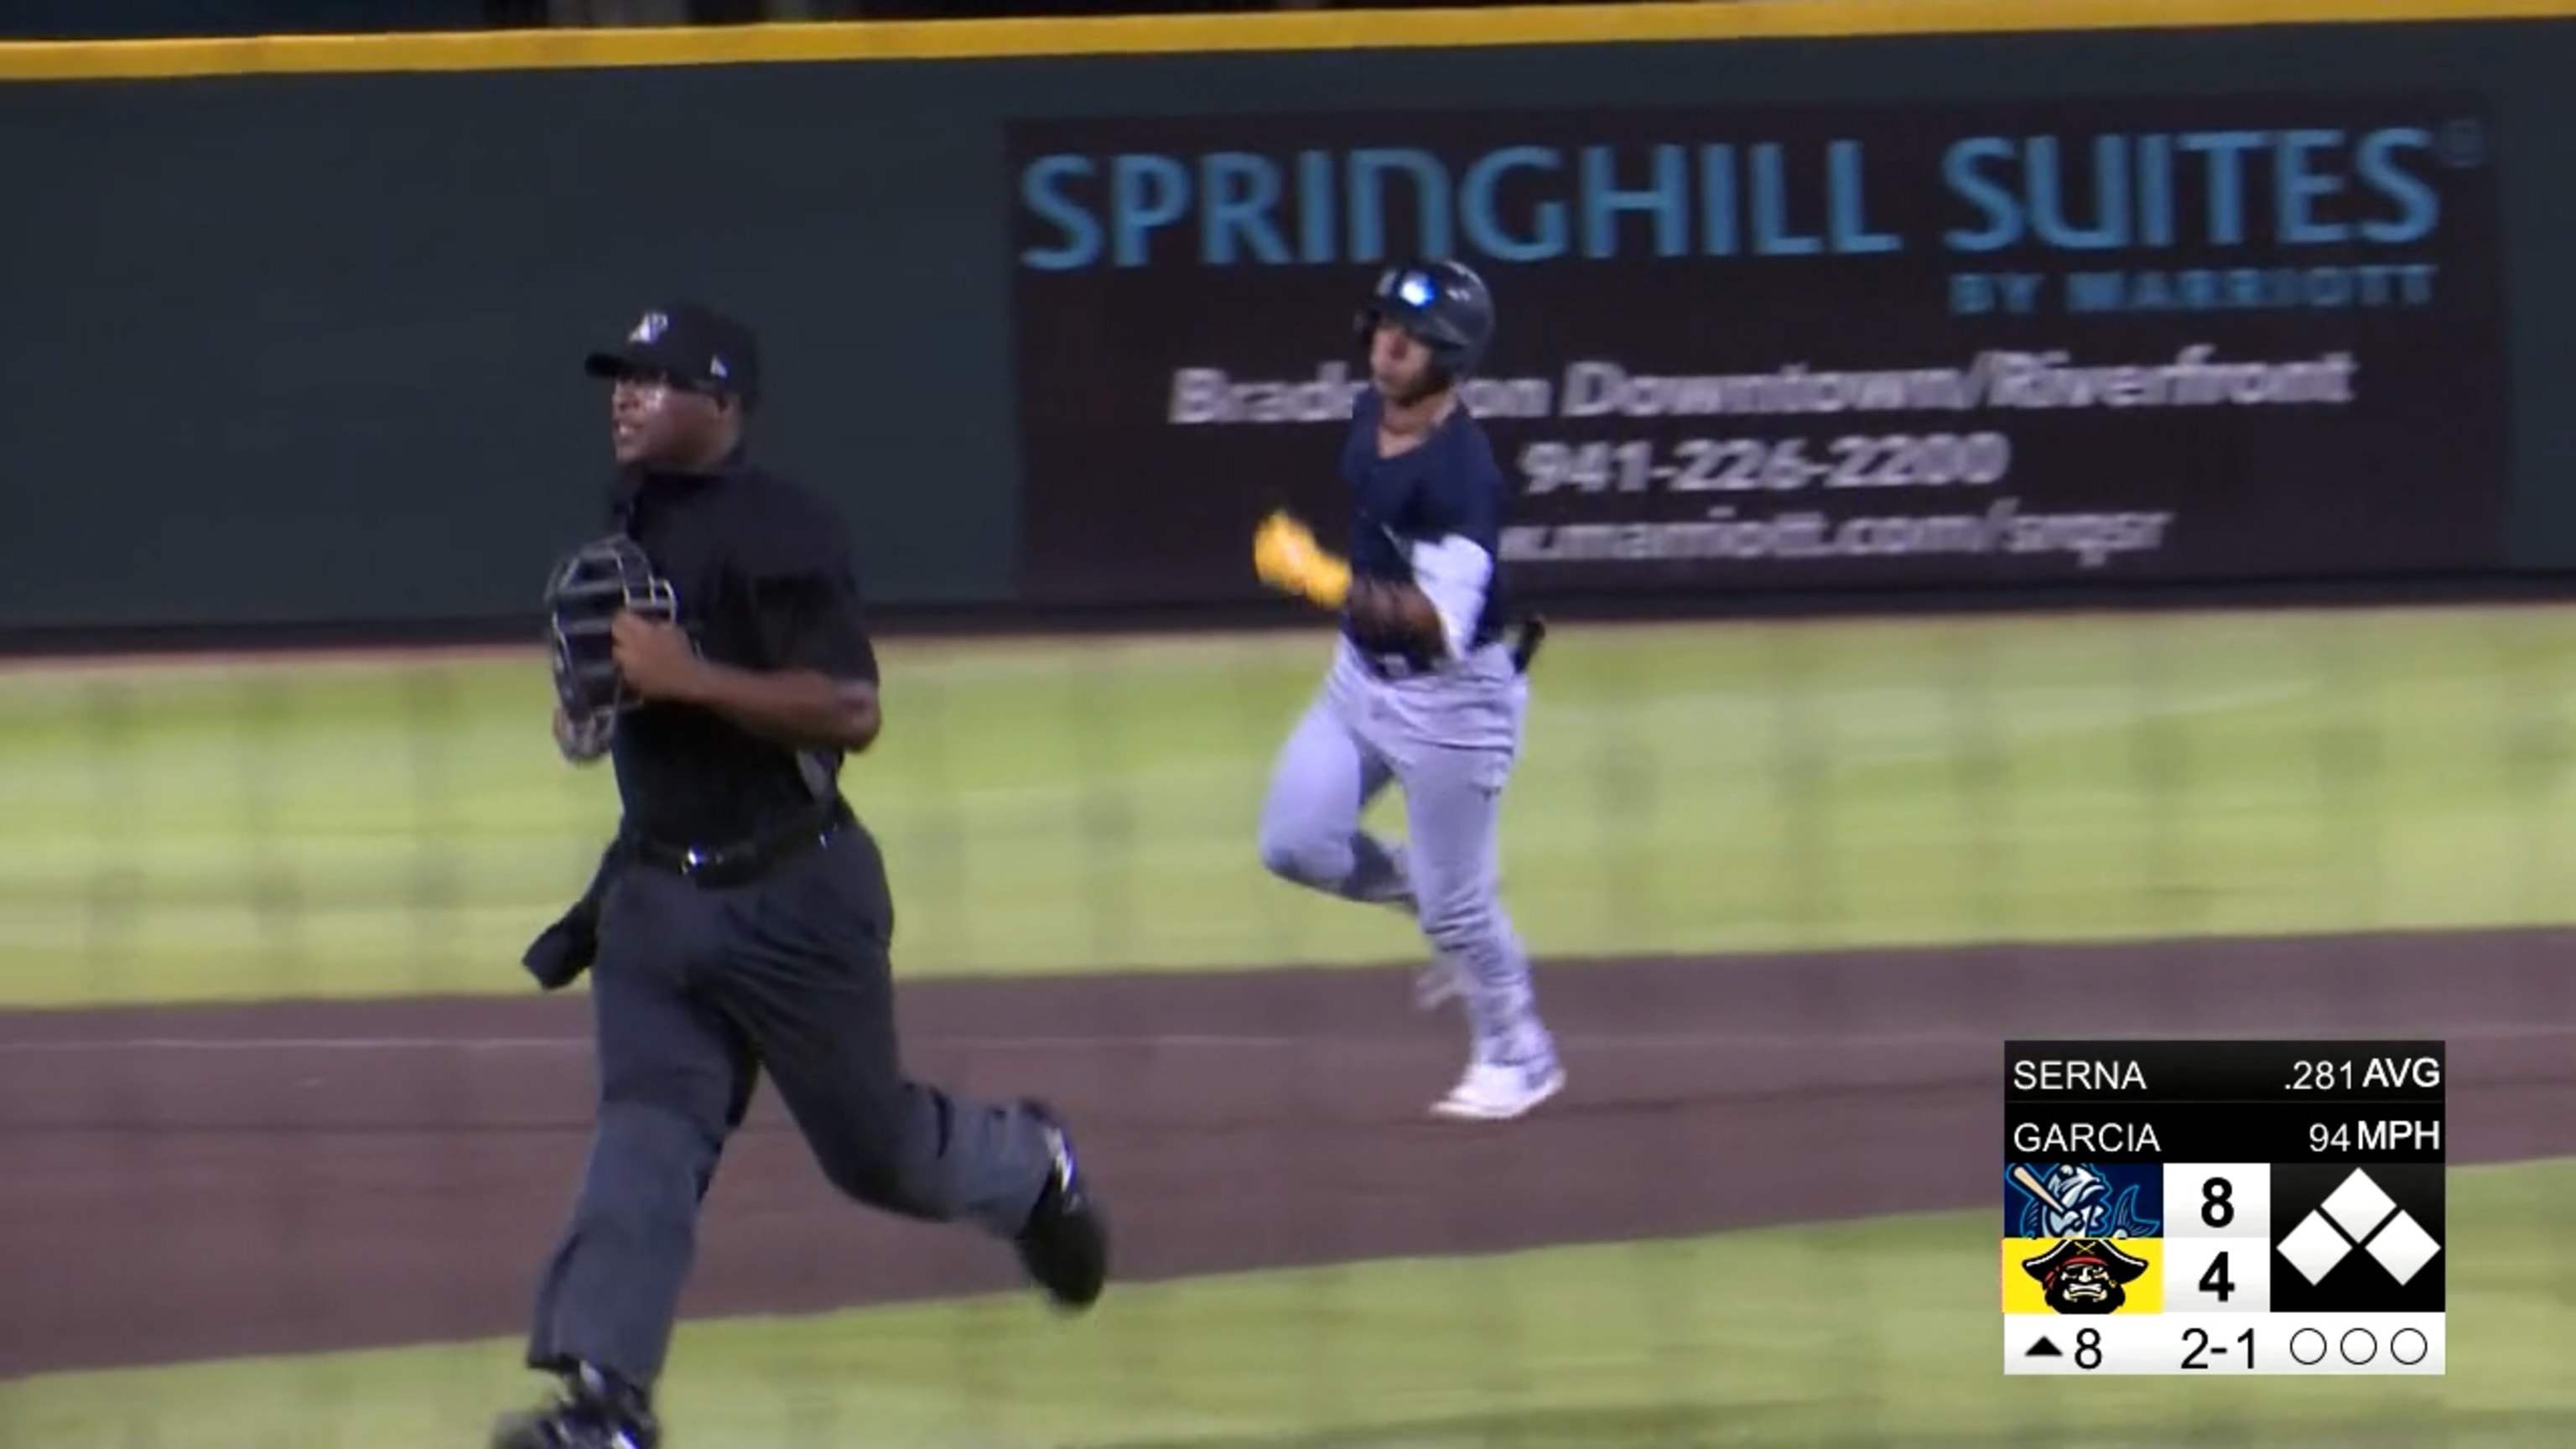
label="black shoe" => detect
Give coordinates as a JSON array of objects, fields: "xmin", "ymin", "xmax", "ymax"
[
  {"xmin": 489, "ymin": 1363, "xmax": 660, "ymax": 1449},
  {"xmin": 1014, "ymin": 1099, "xmax": 1108, "ymax": 1311}
]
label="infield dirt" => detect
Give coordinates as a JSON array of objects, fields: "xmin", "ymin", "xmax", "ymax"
[{"xmin": 5, "ymin": 931, "xmax": 2574, "ymax": 1379}]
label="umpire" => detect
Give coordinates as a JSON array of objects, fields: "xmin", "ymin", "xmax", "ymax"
[{"xmin": 496, "ymin": 303, "xmax": 1108, "ymax": 1449}]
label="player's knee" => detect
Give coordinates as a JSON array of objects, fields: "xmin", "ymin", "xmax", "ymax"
[
  {"xmin": 597, "ymin": 1087, "xmax": 729, "ymax": 1159},
  {"xmin": 1259, "ymin": 824, "xmax": 1346, "ymax": 888},
  {"xmin": 577, "ymin": 1101, "xmax": 724, "ymax": 1220}
]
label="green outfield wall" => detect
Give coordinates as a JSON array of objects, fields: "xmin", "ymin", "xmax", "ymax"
[{"xmin": 3, "ymin": 3, "xmax": 2573, "ymax": 636}]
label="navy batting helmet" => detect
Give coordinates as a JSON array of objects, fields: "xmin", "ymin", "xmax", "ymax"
[{"xmin": 1354, "ymin": 258, "xmax": 1495, "ymax": 379}]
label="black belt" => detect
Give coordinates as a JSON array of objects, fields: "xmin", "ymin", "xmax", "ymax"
[
  {"xmin": 1356, "ymin": 648, "xmax": 1441, "ymax": 682},
  {"xmin": 1355, "ymin": 616, "xmax": 1547, "ymax": 682},
  {"xmin": 619, "ymin": 798, "xmax": 851, "ymax": 887}
]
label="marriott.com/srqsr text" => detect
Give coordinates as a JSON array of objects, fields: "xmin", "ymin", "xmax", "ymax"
[{"xmin": 1500, "ymin": 498, "xmax": 2174, "ymax": 570}]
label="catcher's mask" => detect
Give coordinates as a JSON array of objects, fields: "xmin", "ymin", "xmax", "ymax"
[{"xmin": 543, "ymin": 533, "xmax": 681, "ymax": 761}]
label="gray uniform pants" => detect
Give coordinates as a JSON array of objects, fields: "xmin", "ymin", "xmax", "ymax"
[
  {"xmin": 524, "ymin": 818, "xmax": 1052, "ymax": 1389},
  {"xmin": 1257, "ymin": 641, "xmax": 1553, "ymax": 1067}
]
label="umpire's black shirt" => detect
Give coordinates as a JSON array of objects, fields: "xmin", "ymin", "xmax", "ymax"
[{"xmin": 607, "ymin": 449, "xmax": 879, "ymax": 849}]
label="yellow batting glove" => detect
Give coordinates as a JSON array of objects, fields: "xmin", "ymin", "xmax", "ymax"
[{"xmin": 1252, "ymin": 511, "xmax": 1352, "ymax": 610}]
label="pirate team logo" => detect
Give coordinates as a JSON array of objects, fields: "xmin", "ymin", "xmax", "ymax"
[{"xmin": 2018, "ymin": 1238, "xmax": 2153, "ymax": 1315}]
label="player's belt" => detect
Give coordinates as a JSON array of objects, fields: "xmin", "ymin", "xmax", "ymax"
[
  {"xmin": 1355, "ymin": 618, "xmax": 1545, "ymax": 681},
  {"xmin": 619, "ymin": 797, "xmax": 852, "ymax": 887},
  {"xmin": 1356, "ymin": 650, "xmax": 1436, "ymax": 681}
]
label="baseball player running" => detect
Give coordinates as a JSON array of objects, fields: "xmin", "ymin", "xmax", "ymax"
[{"xmin": 1250, "ymin": 259, "xmax": 1564, "ymax": 1122}]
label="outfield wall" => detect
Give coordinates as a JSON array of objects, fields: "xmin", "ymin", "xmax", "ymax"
[{"xmin": 3, "ymin": 3, "xmax": 2573, "ymax": 643}]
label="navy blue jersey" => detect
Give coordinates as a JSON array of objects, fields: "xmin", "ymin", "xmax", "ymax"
[{"xmin": 1337, "ymin": 389, "xmax": 1514, "ymax": 668}]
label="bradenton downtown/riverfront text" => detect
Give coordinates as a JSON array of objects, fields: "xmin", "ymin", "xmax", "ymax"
[
  {"xmin": 1166, "ymin": 343, "xmax": 2358, "ymax": 571},
  {"xmin": 1166, "ymin": 345, "xmax": 2360, "ymax": 426}
]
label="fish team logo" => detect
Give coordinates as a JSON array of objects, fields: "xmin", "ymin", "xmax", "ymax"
[{"xmin": 2006, "ymin": 1161, "xmax": 2163, "ymax": 1239}]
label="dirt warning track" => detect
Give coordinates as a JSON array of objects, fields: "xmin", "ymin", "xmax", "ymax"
[{"xmin": 5, "ymin": 929, "xmax": 2574, "ymax": 1379}]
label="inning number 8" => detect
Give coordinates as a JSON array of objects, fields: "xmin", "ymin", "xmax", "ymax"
[{"xmin": 2201, "ymin": 1177, "xmax": 2235, "ymax": 1228}]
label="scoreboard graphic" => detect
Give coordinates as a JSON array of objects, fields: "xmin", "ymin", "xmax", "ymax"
[{"xmin": 2002, "ymin": 1040, "xmax": 2445, "ymax": 1376}]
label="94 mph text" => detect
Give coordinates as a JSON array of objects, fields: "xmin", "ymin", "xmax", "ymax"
[{"xmin": 1521, "ymin": 432, "xmax": 2012, "ymax": 496}]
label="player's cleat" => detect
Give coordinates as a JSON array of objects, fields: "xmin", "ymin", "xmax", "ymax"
[
  {"xmin": 1430, "ymin": 1055, "xmax": 1566, "ymax": 1121},
  {"xmin": 1015, "ymin": 1099, "xmax": 1109, "ymax": 1311},
  {"xmin": 489, "ymin": 1364, "xmax": 659, "ymax": 1449}
]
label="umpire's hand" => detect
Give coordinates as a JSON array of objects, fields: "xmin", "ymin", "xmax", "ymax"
[{"xmin": 610, "ymin": 610, "xmax": 707, "ymax": 701}]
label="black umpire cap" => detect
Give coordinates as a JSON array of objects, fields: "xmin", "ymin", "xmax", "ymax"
[{"xmin": 584, "ymin": 302, "xmax": 761, "ymax": 412}]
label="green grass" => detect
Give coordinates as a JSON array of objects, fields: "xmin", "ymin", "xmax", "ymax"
[
  {"xmin": 5, "ymin": 606, "xmax": 2576, "ymax": 1005},
  {"xmin": 7, "ymin": 1159, "xmax": 2566, "ymax": 1447}
]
